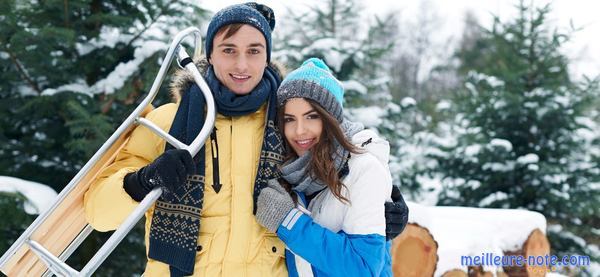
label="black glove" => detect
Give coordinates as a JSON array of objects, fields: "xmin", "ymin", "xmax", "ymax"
[
  {"xmin": 384, "ymin": 185, "xmax": 409, "ymax": 241},
  {"xmin": 123, "ymin": 149, "xmax": 196, "ymax": 201}
]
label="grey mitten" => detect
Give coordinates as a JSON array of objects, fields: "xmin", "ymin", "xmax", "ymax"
[{"xmin": 255, "ymin": 179, "xmax": 295, "ymax": 233}]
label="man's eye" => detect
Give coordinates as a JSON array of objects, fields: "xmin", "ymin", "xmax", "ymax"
[
  {"xmin": 249, "ymin": 49, "xmax": 260, "ymax": 55},
  {"xmin": 223, "ymin": 48, "xmax": 235, "ymax": 54}
]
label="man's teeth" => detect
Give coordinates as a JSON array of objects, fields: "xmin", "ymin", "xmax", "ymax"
[{"xmin": 232, "ymin": 74, "xmax": 250, "ymax": 79}]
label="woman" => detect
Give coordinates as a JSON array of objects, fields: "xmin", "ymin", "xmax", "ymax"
[{"xmin": 255, "ymin": 58, "xmax": 393, "ymax": 276}]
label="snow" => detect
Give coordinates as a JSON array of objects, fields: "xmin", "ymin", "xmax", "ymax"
[
  {"xmin": 400, "ymin": 97, "xmax": 417, "ymax": 107},
  {"xmin": 76, "ymin": 26, "xmax": 134, "ymax": 56},
  {"xmin": 464, "ymin": 145, "xmax": 481, "ymax": 156},
  {"xmin": 0, "ymin": 176, "xmax": 58, "ymax": 215},
  {"xmin": 90, "ymin": 40, "xmax": 167, "ymax": 94},
  {"xmin": 436, "ymin": 100, "xmax": 451, "ymax": 111},
  {"xmin": 493, "ymin": 100, "xmax": 507, "ymax": 109},
  {"xmin": 349, "ymin": 106, "xmax": 385, "ymax": 127},
  {"xmin": 303, "ymin": 38, "xmax": 344, "ymax": 71},
  {"xmin": 341, "ymin": 80, "xmax": 367, "ymax": 95},
  {"xmin": 468, "ymin": 71, "xmax": 505, "ymax": 87},
  {"xmin": 41, "ymin": 79, "xmax": 92, "ymax": 97},
  {"xmin": 407, "ymin": 201, "xmax": 547, "ymax": 276},
  {"xmin": 415, "ymin": 175, "xmax": 443, "ymax": 206},
  {"xmin": 489, "ymin": 138, "xmax": 513, "ymax": 152},
  {"xmin": 478, "ymin": 191, "xmax": 509, "ymax": 207},
  {"xmin": 516, "ymin": 153, "xmax": 539, "ymax": 164},
  {"xmin": 482, "ymin": 162, "xmax": 515, "ymax": 172}
]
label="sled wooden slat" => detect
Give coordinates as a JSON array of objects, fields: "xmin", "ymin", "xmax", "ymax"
[{"xmin": 0, "ymin": 107, "xmax": 147, "ymax": 276}]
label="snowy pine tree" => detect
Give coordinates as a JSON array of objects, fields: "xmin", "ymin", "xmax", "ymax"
[
  {"xmin": 0, "ymin": 0, "xmax": 209, "ymax": 274},
  {"xmin": 432, "ymin": 2, "xmax": 600, "ymax": 272},
  {"xmin": 275, "ymin": 0, "xmax": 428, "ymax": 192},
  {"xmin": 275, "ymin": 0, "xmax": 397, "ymax": 105}
]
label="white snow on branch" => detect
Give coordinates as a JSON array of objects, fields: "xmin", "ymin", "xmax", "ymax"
[
  {"xmin": 401, "ymin": 97, "xmax": 417, "ymax": 108},
  {"xmin": 489, "ymin": 138, "xmax": 513, "ymax": 152},
  {"xmin": 76, "ymin": 27, "xmax": 134, "ymax": 56},
  {"xmin": 348, "ymin": 106, "xmax": 385, "ymax": 127},
  {"xmin": 516, "ymin": 153, "xmax": 539, "ymax": 164},
  {"xmin": 341, "ymin": 80, "xmax": 367, "ymax": 94},
  {"xmin": 478, "ymin": 191, "xmax": 509, "ymax": 206},
  {"xmin": 41, "ymin": 79, "xmax": 92, "ymax": 97},
  {"xmin": 436, "ymin": 100, "xmax": 451, "ymax": 111},
  {"xmin": 0, "ymin": 176, "xmax": 58, "ymax": 215},
  {"xmin": 90, "ymin": 40, "xmax": 167, "ymax": 95}
]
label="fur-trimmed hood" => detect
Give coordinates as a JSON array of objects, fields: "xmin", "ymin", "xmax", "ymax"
[{"xmin": 169, "ymin": 56, "xmax": 287, "ymax": 103}]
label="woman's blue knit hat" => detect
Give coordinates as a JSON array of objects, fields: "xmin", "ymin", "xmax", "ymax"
[
  {"xmin": 205, "ymin": 2, "xmax": 275, "ymax": 62},
  {"xmin": 277, "ymin": 58, "xmax": 344, "ymax": 122}
]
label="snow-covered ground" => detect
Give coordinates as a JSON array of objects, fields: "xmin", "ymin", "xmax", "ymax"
[{"xmin": 0, "ymin": 176, "xmax": 57, "ymax": 215}]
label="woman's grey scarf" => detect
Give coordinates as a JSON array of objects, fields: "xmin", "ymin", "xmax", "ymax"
[{"xmin": 280, "ymin": 120, "xmax": 364, "ymax": 195}]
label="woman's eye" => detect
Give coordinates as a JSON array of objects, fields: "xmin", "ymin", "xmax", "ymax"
[
  {"xmin": 307, "ymin": 114, "xmax": 320, "ymax": 120},
  {"xmin": 284, "ymin": 117, "xmax": 294, "ymax": 123}
]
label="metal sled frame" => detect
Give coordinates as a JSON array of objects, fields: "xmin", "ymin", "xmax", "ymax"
[{"xmin": 0, "ymin": 27, "xmax": 216, "ymax": 277}]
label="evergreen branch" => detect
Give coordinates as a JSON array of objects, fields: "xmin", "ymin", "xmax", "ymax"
[
  {"xmin": 123, "ymin": 0, "xmax": 179, "ymax": 50},
  {"xmin": 63, "ymin": 0, "xmax": 71, "ymax": 28},
  {"xmin": 1, "ymin": 46, "xmax": 42, "ymax": 94}
]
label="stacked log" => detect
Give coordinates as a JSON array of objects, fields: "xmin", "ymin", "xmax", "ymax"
[
  {"xmin": 391, "ymin": 223, "xmax": 438, "ymax": 276},
  {"xmin": 503, "ymin": 229, "xmax": 551, "ymax": 277},
  {"xmin": 391, "ymin": 224, "xmax": 550, "ymax": 277}
]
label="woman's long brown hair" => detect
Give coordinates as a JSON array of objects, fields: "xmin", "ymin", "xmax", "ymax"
[{"xmin": 277, "ymin": 98, "xmax": 360, "ymax": 204}]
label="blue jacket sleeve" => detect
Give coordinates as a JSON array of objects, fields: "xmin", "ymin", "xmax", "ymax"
[{"xmin": 277, "ymin": 208, "xmax": 387, "ymax": 277}]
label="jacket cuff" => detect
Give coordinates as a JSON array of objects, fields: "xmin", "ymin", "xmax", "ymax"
[
  {"xmin": 123, "ymin": 171, "xmax": 149, "ymax": 202},
  {"xmin": 277, "ymin": 208, "xmax": 310, "ymax": 242}
]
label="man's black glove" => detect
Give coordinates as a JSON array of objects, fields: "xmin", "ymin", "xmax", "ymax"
[
  {"xmin": 123, "ymin": 149, "xmax": 196, "ymax": 201},
  {"xmin": 384, "ymin": 185, "xmax": 409, "ymax": 241}
]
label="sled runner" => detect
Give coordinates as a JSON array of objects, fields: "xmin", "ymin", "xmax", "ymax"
[{"xmin": 0, "ymin": 27, "xmax": 216, "ymax": 277}]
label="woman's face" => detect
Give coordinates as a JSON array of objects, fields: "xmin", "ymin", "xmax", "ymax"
[
  {"xmin": 210, "ymin": 25, "xmax": 267, "ymax": 95},
  {"xmin": 283, "ymin": 98, "xmax": 323, "ymax": 156}
]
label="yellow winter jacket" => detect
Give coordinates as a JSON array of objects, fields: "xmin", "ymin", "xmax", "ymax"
[{"xmin": 84, "ymin": 60, "xmax": 287, "ymax": 276}]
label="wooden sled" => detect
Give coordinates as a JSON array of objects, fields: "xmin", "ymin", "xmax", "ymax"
[{"xmin": 0, "ymin": 27, "xmax": 216, "ymax": 277}]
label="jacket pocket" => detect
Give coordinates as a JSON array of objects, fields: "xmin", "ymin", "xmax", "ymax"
[
  {"xmin": 194, "ymin": 233, "xmax": 213, "ymax": 267},
  {"xmin": 261, "ymin": 235, "xmax": 286, "ymax": 269}
]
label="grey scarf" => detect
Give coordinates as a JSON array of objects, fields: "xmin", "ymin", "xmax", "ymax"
[{"xmin": 280, "ymin": 120, "xmax": 364, "ymax": 195}]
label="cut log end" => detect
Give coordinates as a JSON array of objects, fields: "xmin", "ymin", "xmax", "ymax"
[
  {"xmin": 504, "ymin": 228, "xmax": 551, "ymax": 277},
  {"xmin": 391, "ymin": 223, "xmax": 438, "ymax": 276}
]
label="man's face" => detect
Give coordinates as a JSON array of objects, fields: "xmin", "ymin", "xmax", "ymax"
[{"xmin": 210, "ymin": 25, "xmax": 268, "ymax": 95}]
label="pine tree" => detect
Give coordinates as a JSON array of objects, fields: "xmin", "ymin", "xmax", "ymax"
[
  {"xmin": 432, "ymin": 2, "xmax": 600, "ymax": 272},
  {"xmin": 274, "ymin": 0, "xmax": 431, "ymax": 193},
  {"xmin": 0, "ymin": 0, "xmax": 209, "ymax": 274},
  {"xmin": 275, "ymin": 0, "xmax": 395, "ymax": 107},
  {"xmin": 0, "ymin": 192, "xmax": 36, "ymax": 254}
]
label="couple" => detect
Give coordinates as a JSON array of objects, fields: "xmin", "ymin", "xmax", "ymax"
[{"xmin": 84, "ymin": 2, "xmax": 408, "ymax": 277}]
